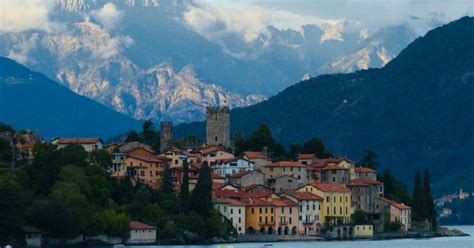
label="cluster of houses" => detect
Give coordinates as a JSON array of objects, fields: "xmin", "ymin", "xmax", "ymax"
[
  {"xmin": 8, "ymin": 106, "xmax": 413, "ymax": 245},
  {"xmin": 39, "ymin": 136, "xmax": 412, "ymax": 240}
]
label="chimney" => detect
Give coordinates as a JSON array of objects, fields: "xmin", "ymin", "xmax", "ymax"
[{"xmin": 263, "ymin": 146, "xmax": 268, "ymax": 157}]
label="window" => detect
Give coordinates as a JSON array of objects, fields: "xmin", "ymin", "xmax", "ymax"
[
  {"xmin": 340, "ymin": 196, "xmax": 343, "ymax": 202},
  {"xmin": 239, "ymin": 209, "xmax": 241, "ymax": 214},
  {"xmin": 327, "ymin": 207, "xmax": 329, "ymax": 215},
  {"xmin": 289, "ymin": 217, "xmax": 292, "ymax": 224},
  {"xmin": 313, "ymin": 205, "xmax": 315, "ymax": 210},
  {"xmin": 340, "ymin": 207, "xmax": 342, "ymax": 215},
  {"xmin": 271, "ymin": 216, "xmax": 274, "ymax": 223},
  {"xmin": 140, "ymin": 171, "xmax": 145, "ymax": 177},
  {"xmin": 259, "ymin": 208, "xmax": 262, "ymax": 214},
  {"xmin": 265, "ymin": 208, "xmax": 268, "ymax": 214},
  {"xmin": 326, "ymin": 196, "xmax": 330, "ymax": 202},
  {"xmin": 251, "ymin": 208, "xmax": 254, "ymax": 214},
  {"xmin": 215, "ymin": 136, "xmax": 218, "ymax": 142},
  {"xmin": 306, "ymin": 205, "xmax": 309, "ymax": 211},
  {"xmin": 259, "ymin": 216, "xmax": 262, "ymax": 223},
  {"xmin": 282, "ymin": 207, "xmax": 285, "ymax": 213},
  {"xmin": 271, "ymin": 208, "xmax": 274, "ymax": 214},
  {"xmin": 299, "ymin": 205, "xmax": 302, "ymax": 212},
  {"xmin": 333, "ymin": 207, "xmax": 336, "ymax": 214},
  {"xmin": 230, "ymin": 209, "xmax": 233, "ymax": 214},
  {"xmin": 265, "ymin": 216, "xmax": 268, "ymax": 224},
  {"xmin": 289, "ymin": 208, "xmax": 292, "ymax": 214},
  {"xmin": 238, "ymin": 217, "xmax": 241, "ymax": 223}
]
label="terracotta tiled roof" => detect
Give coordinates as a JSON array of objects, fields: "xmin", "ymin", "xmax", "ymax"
[
  {"xmin": 231, "ymin": 170, "xmax": 252, "ymax": 178},
  {"xmin": 347, "ymin": 178, "xmax": 383, "ymax": 187},
  {"xmin": 130, "ymin": 221, "xmax": 156, "ymax": 230},
  {"xmin": 189, "ymin": 171, "xmax": 225, "ymax": 180},
  {"xmin": 200, "ymin": 146, "xmax": 223, "ymax": 155},
  {"xmin": 322, "ymin": 165, "xmax": 350, "ymax": 170},
  {"xmin": 264, "ymin": 161, "xmax": 305, "ymax": 167},
  {"xmin": 310, "ymin": 183, "xmax": 351, "ymax": 193},
  {"xmin": 128, "ymin": 154, "xmax": 170, "ymax": 163},
  {"xmin": 285, "ymin": 190, "xmax": 324, "ymax": 201},
  {"xmin": 224, "ymin": 198, "xmax": 246, "ymax": 206},
  {"xmin": 243, "ymin": 184, "xmax": 269, "ymax": 192},
  {"xmin": 377, "ymin": 197, "xmax": 412, "ymax": 210},
  {"xmin": 242, "ymin": 198, "xmax": 273, "ymax": 207},
  {"xmin": 271, "ymin": 198, "xmax": 298, "ymax": 207},
  {"xmin": 298, "ymin": 153, "xmax": 316, "ymax": 159},
  {"xmin": 311, "ymin": 157, "xmax": 354, "ymax": 167},
  {"xmin": 212, "ymin": 182, "xmax": 225, "ymax": 190},
  {"xmin": 119, "ymin": 142, "xmax": 155, "ymax": 153},
  {"xmin": 55, "ymin": 137, "xmax": 102, "ymax": 144},
  {"xmin": 244, "ymin": 151, "xmax": 268, "ymax": 159},
  {"xmin": 355, "ymin": 167, "xmax": 376, "ymax": 173}
]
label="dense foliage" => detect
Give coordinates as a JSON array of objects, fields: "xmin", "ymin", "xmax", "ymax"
[{"xmin": 0, "ymin": 127, "xmax": 230, "ymax": 246}]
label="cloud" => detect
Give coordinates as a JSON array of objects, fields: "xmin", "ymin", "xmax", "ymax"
[
  {"xmin": 7, "ymin": 33, "xmax": 39, "ymax": 64},
  {"xmin": 183, "ymin": 2, "xmax": 343, "ymax": 43},
  {"xmin": 0, "ymin": 0, "xmax": 56, "ymax": 32},
  {"xmin": 91, "ymin": 3, "xmax": 123, "ymax": 30}
]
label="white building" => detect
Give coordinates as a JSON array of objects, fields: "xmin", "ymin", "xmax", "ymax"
[
  {"xmin": 282, "ymin": 191, "xmax": 323, "ymax": 235},
  {"xmin": 214, "ymin": 198, "xmax": 246, "ymax": 234},
  {"xmin": 52, "ymin": 137, "xmax": 103, "ymax": 152},
  {"xmin": 212, "ymin": 158, "xmax": 255, "ymax": 177},
  {"xmin": 127, "ymin": 221, "xmax": 157, "ymax": 244}
]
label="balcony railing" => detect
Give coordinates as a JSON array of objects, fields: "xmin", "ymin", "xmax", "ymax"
[
  {"xmin": 302, "ymin": 219, "xmax": 315, "ymax": 224},
  {"xmin": 259, "ymin": 221, "xmax": 275, "ymax": 226}
]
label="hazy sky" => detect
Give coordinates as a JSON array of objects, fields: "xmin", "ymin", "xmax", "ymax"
[{"xmin": 201, "ymin": 0, "xmax": 474, "ymax": 31}]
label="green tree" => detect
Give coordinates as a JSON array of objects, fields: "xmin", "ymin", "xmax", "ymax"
[
  {"xmin": 58, "ymin": 143, "xmax": 88, "ymax": 168},
  {"xmin": 58, "ymin": 165, "xmax": 90, "ymax": 194},
  {"xmin": 141, "ymin": 120, "xmax": 160, "ymax": 152},
  {"xmin": 111, "ymin": 178, "xmax": 134, "ymax": 205},
  {"xmin": 358, "ymin": 149, "xmax": 380, "ymax": 169},
  {"xmin": 0, "ymin": 174, "xmax": 25, "ymax": 244},
  {"xmin": 134, "ymin": 185, "xmax": 152, "ymax": 205},
  {"xmin": 351, "ymin": 210, "xmax": 368, "ymax": 224},
  {"xmin": 85, "ymin": 165, "xmax": 111, "ymax": 207},
  {"xmin": 246, "ymin": 123, "xmax": 275, "ymax": 152},
  {"xmin": 102, "ymin": 209, "xmax": 130, "ymax": 240},
  {"xmin": 288, "ymin": 144, "xmax": 303, "ymax": 160},
  {"xmin": 412, "ymin": 171, "xmax": 426, "ymax": 220},
  {"xmin": 423, "ymin": 169, "xmax": 437, "ymax": 230},
  {"xmin": 125, "ymin": 130, "xmax": 140, "ymax": 142},
  {"xmin": 272, "ymin": 143, "xmax": 288, "ymax": 161},
  {"xmin": 0, "ymin": 122, "xmax": 14, "ymax": 133},
  {"xmin": 90, "ymin": 149, "xmax": 112, "ymax": 170},
  {"xmin": 191, "ymin": 162, "xmax": 213, "ymax": 218},
  {"xmin": 27, "ymin": 199, "xmax": 76, "ymax": 238},
  {"xmin": 180, "ymin": 160, "xmax": 190, "ymax": 212},
  {"xmin": 28, "ymin": 142, "xmax": 61, "ymax": 195},
  {"xmin": 302, "ymin": 138, "xmax": 333, "ymax": 158},
  {"xmin": 161, "ymin": 163, "xmax": 174, "ymax": 194},
  {"xmin": 0, "ymin": 137, "xmax": 12, "ymax": 168}
]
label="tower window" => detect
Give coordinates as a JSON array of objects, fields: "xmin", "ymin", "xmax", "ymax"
[{"xmin": 215, "ymin": 136, "xmax": 218, "ymax": 142}]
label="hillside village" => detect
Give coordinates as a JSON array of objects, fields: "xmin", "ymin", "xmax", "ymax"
[{"xmin": 0, "ymin": 106, "xmax": 441, "ymax": 247}]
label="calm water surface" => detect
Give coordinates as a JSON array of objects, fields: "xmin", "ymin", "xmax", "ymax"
[{"xmin": 129, "ymin": 226, "xmax": 474, "ymax": 248}]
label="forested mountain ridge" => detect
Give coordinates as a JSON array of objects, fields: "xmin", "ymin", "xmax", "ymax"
[{"xmin": 175, "ymin": 16, "xmax": 474, "ymax": 194}]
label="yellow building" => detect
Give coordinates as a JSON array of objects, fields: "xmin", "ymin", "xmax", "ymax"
[
  {"xmin": 160, "ymin": 147, "xmax": 187, "ymax": 169},
  {"xmin": 125, "ymin": 155, "xmax": 170, "ymax": 184},
  {"xmin": 354, "ymin": 225, "xmax": 374, "ymax": 238},
  {"xmin": 296, "ymin": 183, "xmax": 352, "ymax": 226},
  {"xmin": 243, "ymin": 198, "xmax": 275, "ymax": 234}
]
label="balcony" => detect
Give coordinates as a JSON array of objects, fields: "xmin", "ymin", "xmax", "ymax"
[
  {"xmin": 279, "ymin": 220, "xmax": 289, "ymax": 225},
  {"xmin": 302, "ymin": 219, "xmax": 315, "ymax": 225},
  {"xmin": 259, "ymin": 221, "xmax": 274, "ymax": 226}
]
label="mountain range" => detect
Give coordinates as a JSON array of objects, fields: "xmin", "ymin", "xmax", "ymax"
[
  {"xmin": 0, "ymin": 57, "xmax": 140, "ymax": 138},
  {"xmin": 175, "ymin": 16, "xmax": 474, "ymax": 195},
  {"xmin": 0, "ymin": 0, "xmax": 435, "ymax": 123}
]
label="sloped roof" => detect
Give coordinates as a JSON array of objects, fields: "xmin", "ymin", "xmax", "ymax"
[
  {"xmin": 355, "ymin": 167, "xmax": 376, "ymax": 173},
  {"xmin": 130, "ymin": 221, "xmax": 156, "ymax": 230},
  {"xmin": 298, "ymin": 153, "xmax": 316, "ymax": 159},
  {"xmin": 244, "ymin": 151, "xmax": 268, "ymax": 159},
  {"xmin": 347, "ymin": 178, "xmax": 383, "ymax": 187},
  {"xmin": 128, "ymin": 154, "xmax": 170, "ymax": 163},
  {"xmin": 264, "ymin": 161, "xmax": 305, "ymax": 167},
  {"xmin": 284, "ymin": 190, "xmax": 324, "ymax": 201},
  {"xmin": 54, "ymin": 137, "xmax": 102, "ymax": 144},
  {"xmin": 377, "ymin": 197, "xmax": 412, "ymax": 210},
  {"xmin": 309, "ymin": 183, "xmax": 352, "ymax": 193}
]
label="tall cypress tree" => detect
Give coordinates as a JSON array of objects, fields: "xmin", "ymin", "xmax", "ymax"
[
  {"xmin": 180, "ymin": 160, "xmax": 190, "ymax": 212},
  {"xmin": 161, "ymin": 162, "xmax": 174, "ymax": 194},
  {"xmin": 191, "ymin": 161, "xmax": 212, "ymax": 218},
  {"xmin": 412, "ymin": 171, "xmax": 426, "ymax": 220},
  {"xmin": 423, "ymin": 169, "xmax": 437, "ymax": 230}
]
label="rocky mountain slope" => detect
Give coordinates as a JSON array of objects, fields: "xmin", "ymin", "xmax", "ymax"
[
  {"xmin": 175, "ymin": 17, "xmax": 474, "ymax": 194},
  {"xmin": 0, "ymin": 0, "xmax": 433, "ymax": 123},
  {"xmin": 0, "ymin": 57, "xmax": 140, "ymax": 139}
]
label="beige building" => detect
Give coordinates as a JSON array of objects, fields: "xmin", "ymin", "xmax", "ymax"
[
  {"xmin": 230, "ymin": 170, "xmax": 265, "ymax": 188},
  {"xmin": 347, "ymin": 178, "xmax": 384, "ymax": 216},
  {"xmin": 354, "ymin": 225, "xmax": 374, "ymax": 238},
  {"xmin": 243, "ymin": 150, "xmax": 271, "ymax": 171},
  {"xmin": 377, "ymin": 197, "xmax": 412, "ymax": 232},
  {"xmin": 269, "ymin": 175, "xmax": 301, "ymax": 193},
  {"xmin": 355, "ymin": 167, "xmax": 377, "ymax": 180},
  {"xmin": 52, "ymin": 137, "xmax": 103, "ymax": 152},
  {"xmin": 271, "ymin": 198, "xmax": 299, "ymax": 235},
  {"xmin": 125, "ymin": 155, "xmax": 170, "ymax": 184},
  {"xmin": 128, "ymin": 221, "xmax": 157, "ymax": 244},
  {"xmin": 160, "ymin": 147, "xmax": 187, "ymax": 169},
  {"xmin": 263, "ymin": 161, "xmax": 307, "ymax": 186}
]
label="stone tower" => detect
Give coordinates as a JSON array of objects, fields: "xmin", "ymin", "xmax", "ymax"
[
  {"xmin": 206, "ymin": 106, "xmax": 230, "ymax": 147},
  {"xmin": 160, "ymin": 121, "xmax": 173, "ymax": 153}
]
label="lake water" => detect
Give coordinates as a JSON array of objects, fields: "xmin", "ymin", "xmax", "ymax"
[{"xmin": 129, "ymin": 226, "xmax": 474, "ymax": 248}]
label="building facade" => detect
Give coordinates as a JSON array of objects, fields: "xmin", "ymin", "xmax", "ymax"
[{"xmin": 206, "ymin": 106, "xmax": 231, "ymax": 147}]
